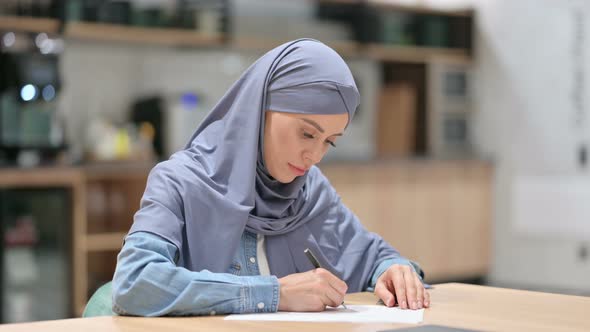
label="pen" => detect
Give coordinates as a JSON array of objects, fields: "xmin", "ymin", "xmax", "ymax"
[{"xmin": 304, "ymin": 248, "xmax": 347, "ymax": 309}]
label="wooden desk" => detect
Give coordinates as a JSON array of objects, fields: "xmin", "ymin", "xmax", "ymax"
[{"xmin": 0, "ymin": 283, "xmax": 588, "ymax": 331}]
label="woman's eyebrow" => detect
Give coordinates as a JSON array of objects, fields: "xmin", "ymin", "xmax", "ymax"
[{"xmin": 300, "ymin": 118, "xmax": 343, "ymax": 136}]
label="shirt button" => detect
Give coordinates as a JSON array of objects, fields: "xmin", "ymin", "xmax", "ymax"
[
  {"xmin": 210, "ymin": 311, "xmax": 216, "ymax": 316},
  {"xmin": 257, "ymin": 302, "xmax": 265, "ymax": 309},
  {"xmin": 249, "ymin": 257, "xmax": 256, "ymax": 263}
]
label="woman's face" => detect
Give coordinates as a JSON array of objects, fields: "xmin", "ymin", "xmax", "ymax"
[{"xmin": 263, "ymin": 111, "xmax": 348, "ymax": 183}]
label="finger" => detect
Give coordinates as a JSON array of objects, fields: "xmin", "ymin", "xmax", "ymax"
[
  {"xmin": 320, "ymin": 280, "xmax": 345, "ymax": 307},
  {"xmin": 414, "ymin": 273, "xmax": 424, "ymax": 309},
  {"xmin": 374, "ymin": 277, "xmax": 395, "ymax": 307},
  {"xmin": 392, "ymin": 266, "xmax": 407, "ymax": 309},
  {"xmin": 403, "ymin": 266, "xmax": 418, "ymax": 309},
  {"xmin": 311, "ymin": 269, "xmax": 343, "ymax": 308},
  {"xmin": 326, "ymin": 279, "xmax": 347, "ymax": 307},
  {"xmin": 424, "ymin": 289, "xmax": 431, "ymax": 308},
  {"xmin": 388, "ymin": 278, "xmax": 397, "ymax": 306},
  {"xmin": 316, "ymin": 268, "xmax": 348, "ymax": 295}
]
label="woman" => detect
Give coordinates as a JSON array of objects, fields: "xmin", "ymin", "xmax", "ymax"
[{"xmin": 112, "ymin": 39, "xmax": 429, "ymax": 316}]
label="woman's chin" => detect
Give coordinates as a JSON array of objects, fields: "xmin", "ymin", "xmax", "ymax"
[
  {"xmin": 275, "ymin": 173, "xmax": 297, "ymax": 184},
  {"xmin": 267, "ymin": 166, "xmax": 299, "ymax": 184},
  {"xmin": 278, "ymin": 177, "xmax": 296, "ymax": 184}
]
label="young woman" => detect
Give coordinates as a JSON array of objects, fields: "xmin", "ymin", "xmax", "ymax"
[{"xmin": 111, "ymin": 39, "xmax": 429, "ymax": 316}]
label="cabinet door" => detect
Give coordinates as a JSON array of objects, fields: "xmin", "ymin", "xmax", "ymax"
[
  {"xmin": 321, "ymin": 162, "xmax": 491, "ymax": 282},
  {"xmin": 377, "ymin": 83, "xmax": 417, "ymax": 158},
  {"xmin": 1, "ymin": 189, "xmax": 72, "ymax": 323}
]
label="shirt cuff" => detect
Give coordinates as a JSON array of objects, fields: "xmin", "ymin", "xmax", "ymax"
[
  {"xmin": 243, "ymin": 275, "xmax": 280, "ymax": 313},
  {"xmin": 368, "ymin": 258, "xmax": 415, "ymax": 290}
]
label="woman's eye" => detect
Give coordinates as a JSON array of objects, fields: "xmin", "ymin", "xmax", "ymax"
[{"xmin": 303, "ymin": 130, "xmax": 336, "ymax": 148}]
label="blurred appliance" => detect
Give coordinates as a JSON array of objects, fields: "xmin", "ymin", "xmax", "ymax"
[
  {"xmin": 131, "ymin": 96, "xmax": 164, "ymax": 159},
  {"xmin": 427, "ymin": 58, "xmax": 473, "ymax": 157},
  {"xmin": 131, "ymin": 93, "xmax": 209, "ymax": 160},
  {"xmin": 0, "ymin": 52, "xmax": 65, "ymax": 166},
  {"xmin": 163, "ymin": 92, "xmax": 209, "ymax": 158}
]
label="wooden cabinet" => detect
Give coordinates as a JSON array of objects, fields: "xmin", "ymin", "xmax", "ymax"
[
  {"xmin": 320, "ymin": 160, "xmax": 492, "ymax": 282},
  {"xmin": 0, "ymin": 163, "xmax": 152, "ymax": 317},
  {"xmin": 82, "ymin": 164, "xmax": 152, "ymax": 311}
]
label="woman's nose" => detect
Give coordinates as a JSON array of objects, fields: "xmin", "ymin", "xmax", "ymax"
[{"xmin": 304, "ymin": 147, "xmax": 323, "ymax": 166}]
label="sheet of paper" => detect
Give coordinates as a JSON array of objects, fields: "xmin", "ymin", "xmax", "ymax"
[{"xmin": 224, "ymin": 305, "xmax": 424, "ymax": 324}]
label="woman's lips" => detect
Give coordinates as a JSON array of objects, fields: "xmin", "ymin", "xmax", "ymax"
[{"xmin": 288, "ymin": 163, "xmax": 306, "ymax": 176}]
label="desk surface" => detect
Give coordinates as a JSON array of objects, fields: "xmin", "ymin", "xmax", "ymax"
[{"xmin": 1, "ymin": 283, "xmax": 588, "ymax": 331}]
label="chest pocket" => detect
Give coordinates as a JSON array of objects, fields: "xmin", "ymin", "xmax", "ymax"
[{"xmin": 227, "ymin": 261, "xmax": 242, "ymax": 276}]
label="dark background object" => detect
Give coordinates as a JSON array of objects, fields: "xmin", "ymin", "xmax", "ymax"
[
  {"xmin": 14, "ymin": 54, "xmax": 61, "ymax": 92},
  {"xmin": 97, "ymin": 1, "xmax": 132, "ymax": 25},
  {"xmin": 131, "ymin": 96, "xmax": 164, "ymax": 159},
  {"xmin": 0, "ymin": 53, "xmax": 65, "ymax": 165},
  {"xmin": 578, "ymin": 144, "xmax": 587, "ymax": 168},
  {"xmin": 317, "ymin": 2, "xmax": 472, "ymax": 50}
]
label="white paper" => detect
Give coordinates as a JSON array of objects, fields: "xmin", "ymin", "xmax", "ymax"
[{"xmin": 224, "ymin": 305, "xmax": 423, "ymax": 324}]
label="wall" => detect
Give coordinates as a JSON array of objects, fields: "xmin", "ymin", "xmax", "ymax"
[{"xmin": 472, "ymin": 0, "xmax": 590, "ymax": 292}]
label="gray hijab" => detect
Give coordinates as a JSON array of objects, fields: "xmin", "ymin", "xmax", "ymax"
[{"xmin": 129, "ymin": 39, "xmax": 402, "ymax": 291}]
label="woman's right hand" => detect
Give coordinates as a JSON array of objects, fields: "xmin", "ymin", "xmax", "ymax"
[{"xmin": 277, "ymin": 268, "xmax": 348, "ymax": 312}]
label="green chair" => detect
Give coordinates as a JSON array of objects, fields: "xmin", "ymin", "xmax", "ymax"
[{"xmin": 83, "ymin": 281, "xmax": 116, "ymax": 317}]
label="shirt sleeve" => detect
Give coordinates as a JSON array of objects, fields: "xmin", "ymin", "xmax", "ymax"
[
  {"xmin": 112, "ymin": 231, "xmax": 280, "ymax": 316},
  {"xmin": 367, "ymin": 258, "xmax": 426, "ymax": 291}
]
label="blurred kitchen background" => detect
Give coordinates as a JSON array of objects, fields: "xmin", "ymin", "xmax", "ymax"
[{"xmin": 0, "ymin": 0, "xmax": 589, "ymax": 324}]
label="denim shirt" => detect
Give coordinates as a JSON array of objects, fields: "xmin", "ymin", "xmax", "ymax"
[{"xmin": 112, "ymin": 230, "xmax": 414, "ymax": 316}]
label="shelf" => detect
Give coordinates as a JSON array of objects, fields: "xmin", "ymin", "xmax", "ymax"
[
  {"xmin": 364, "ymin": 43, "xmax": 471, "ymax": 64},
  {"xmin": 326, "ymin": 40, "xmax": 362, "ymax": 58},
  {"xmin": 367, "ymin": 0, "xmax": 473, "ymax": 17},
  {"xmin": 83, "ymin": 161, "xmax": 155, "ymax": 181},
  {"xmin": 0, "ymin": 18, "xmax": 471, "ymax": 64},
  {"xmin": 0, "ymin": 15, "xmax": 60, "ymax": 34},
  {"xmin": 0, "ymin": 166, "xmax": 83, "ymax": 187},
  {"xmin": 231, "ymin": 37, "xmax": 470, "ymax": 64},
  {"xmin": 230, "ymin": 37, "xmax": 361, "ymax": 58},
  {"xmin": 86, "ymin": 232, "xmax": 127, "ymax": 252},
  {"xmin": 64, "ymin": 22, "xmax": 224, "ymax": 48},
  {"xmin": 318, "ymin": 0, "xmax": 363, "ymax": 4},
  {"xmin": 317, "ymin": 0, "xmax": 473, "ymax": 17}
]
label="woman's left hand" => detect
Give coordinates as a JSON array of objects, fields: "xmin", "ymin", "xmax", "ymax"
[{"xmin": 374, "ymin": 264, "xmax": 430, "ymax": 310}]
